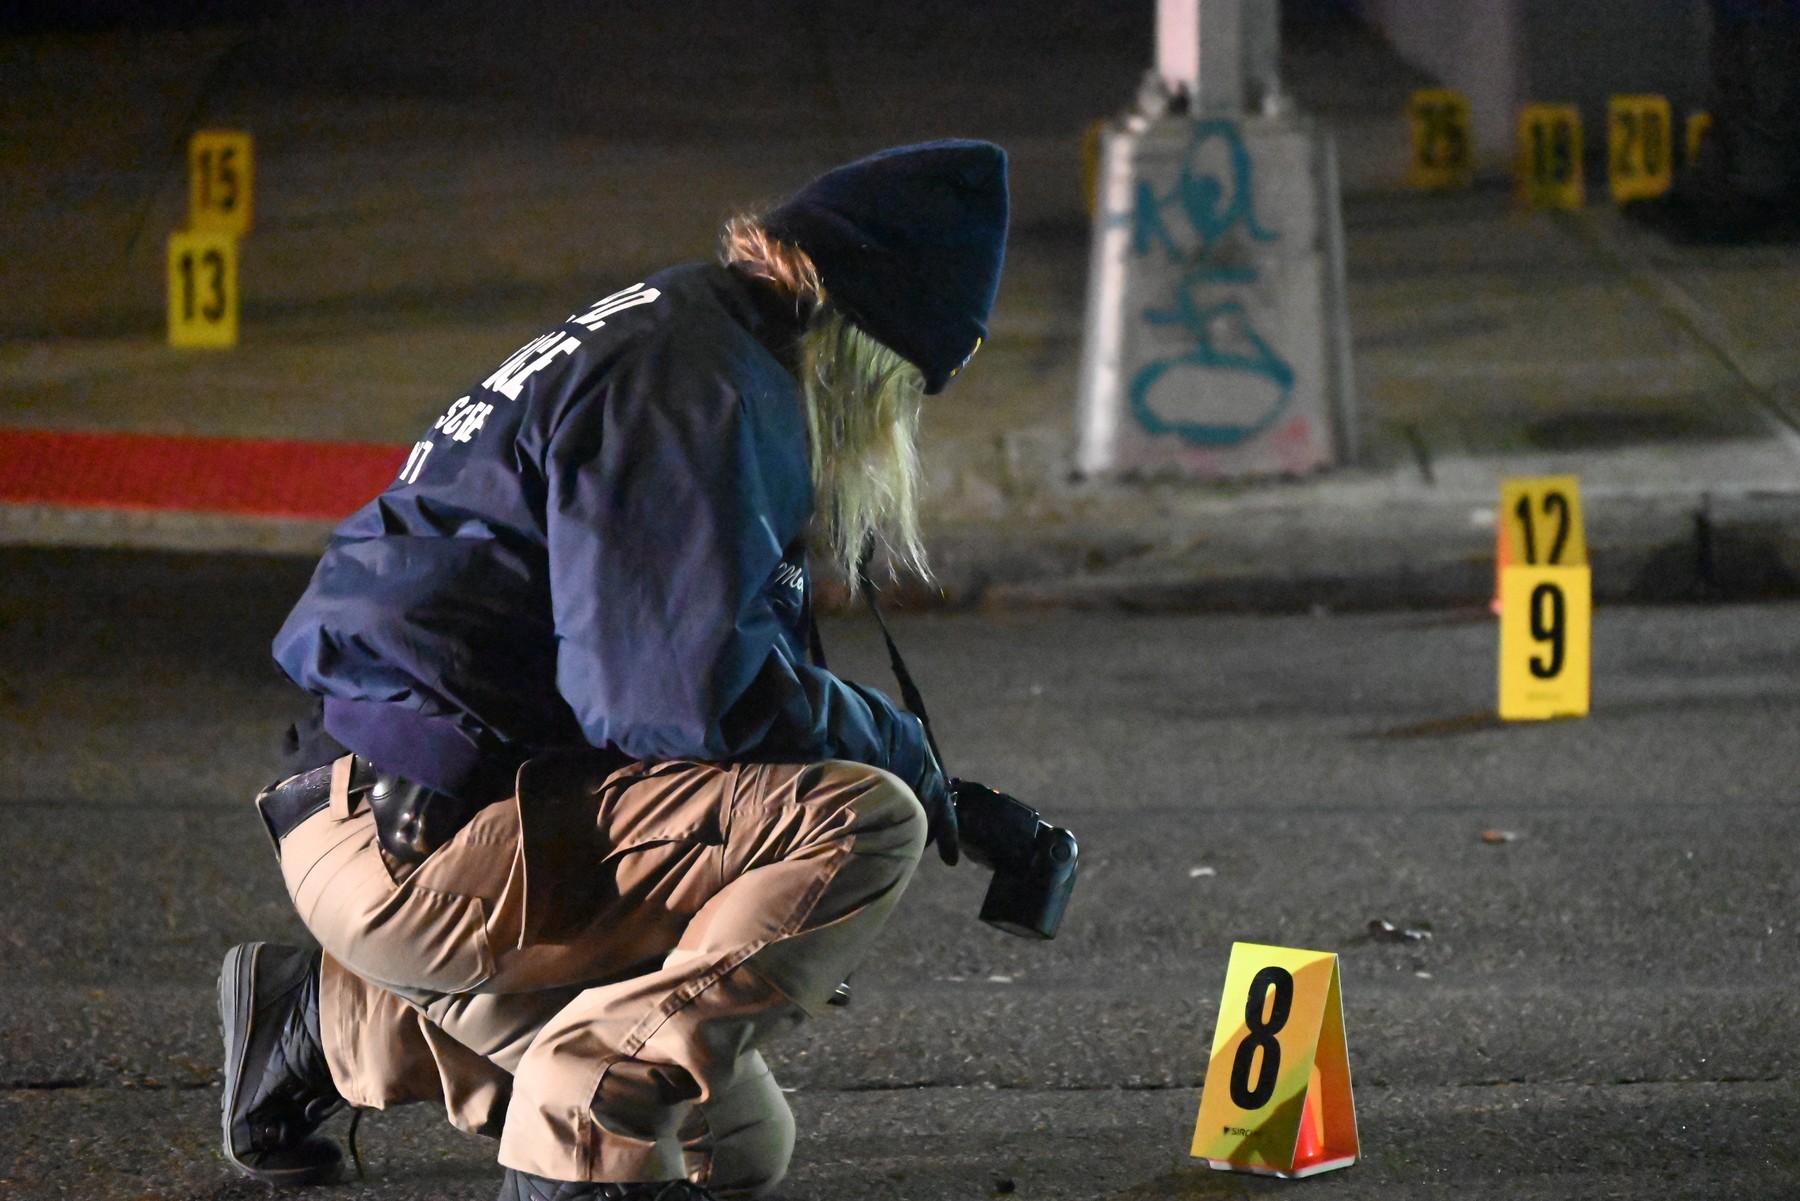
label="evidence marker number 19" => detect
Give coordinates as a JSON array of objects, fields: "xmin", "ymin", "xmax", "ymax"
[{"xmin": 1516, "ymin": 104, "xmax": 1584, "ymax": 210}]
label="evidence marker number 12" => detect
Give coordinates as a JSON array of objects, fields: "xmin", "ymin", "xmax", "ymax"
[{"xmin": 1502, "ymin": 475, "xmax": 1586, "ymax": 570}]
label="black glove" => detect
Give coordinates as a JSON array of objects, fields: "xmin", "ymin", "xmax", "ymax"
[{"xmin": 916, "ymin": 739, "xmax": 960, "ymax": 867}]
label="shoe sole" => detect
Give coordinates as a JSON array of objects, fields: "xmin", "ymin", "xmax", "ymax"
[{"xmin": 218, "ymin": 942, "xmax": 341, "ymax": 1186}]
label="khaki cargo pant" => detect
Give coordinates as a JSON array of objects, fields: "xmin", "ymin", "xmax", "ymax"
[{"xmin": 274, "ymin": 750, "xmax": 926, "ymax": 1190}]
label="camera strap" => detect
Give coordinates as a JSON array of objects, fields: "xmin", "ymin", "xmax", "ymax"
[{"xmin": 854, "ymin": 558, "xmax": 947, "ymax": 769}]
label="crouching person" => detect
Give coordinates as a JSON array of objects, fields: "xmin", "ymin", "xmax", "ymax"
[{"xmin": 217, "ymin": 141, "xmax": 1009, "ymax": 1199}]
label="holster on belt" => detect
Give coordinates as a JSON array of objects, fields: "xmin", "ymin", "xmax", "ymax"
[{"xmin": 366, "ymin": 771, "xmax": 501, "ymax": 866}]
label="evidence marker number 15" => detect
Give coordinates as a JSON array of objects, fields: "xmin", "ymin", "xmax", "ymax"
[{"xmin": 189, "ymin": 129, "xmax": 253, "ymax": 235}]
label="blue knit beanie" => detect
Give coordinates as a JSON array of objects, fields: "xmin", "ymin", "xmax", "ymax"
[{"xmin": 764, "ymin": 140, "xmax": 1009, "ymax": 394}]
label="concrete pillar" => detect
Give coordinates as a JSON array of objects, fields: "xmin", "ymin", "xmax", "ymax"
[
  {"xmin": 1195, "ymin": 0, "xmax": 1245, "ymax": 114},
  {"xmin": 1156, "ymin": 0, "xmax": 1201, "ymax": 106},
  {"xmin": 1158, "ymin": 0, "xmax": 1259, "ymax": 114},
  {"xmin": 1077, "ymin": 1, "xmax": 1356, "ymax": 480},
  {"xmin": 1241, "ymin": 0, "xmax": 1284, "ymax": 115},
  {"xmin": 1166, "ymin": 0, "xmax": 1267, "ymax": 115}
]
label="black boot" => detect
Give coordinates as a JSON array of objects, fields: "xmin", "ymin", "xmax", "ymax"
[
  {"xmin": 497, "ymin": 1171, "xmax": 716, "ymax": 1201},
  {"xmin": 218, "ymin": 942, "xmax": 347, "ymax": 1185}
]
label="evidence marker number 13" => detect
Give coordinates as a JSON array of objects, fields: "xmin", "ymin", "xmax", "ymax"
[{"xmin": 167, "ymin": 231, "xmax": 238, "ymax": 349}]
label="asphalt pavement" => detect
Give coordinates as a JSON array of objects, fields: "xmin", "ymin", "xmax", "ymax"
[{"xmin": 2, "ymin": 547, "xmax": 1798, "ymax": 1198}]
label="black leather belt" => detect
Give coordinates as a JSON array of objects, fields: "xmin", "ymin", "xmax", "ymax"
[{"xmin": 254, "ymin": 758, "xmax": 373, "ymax": 849}]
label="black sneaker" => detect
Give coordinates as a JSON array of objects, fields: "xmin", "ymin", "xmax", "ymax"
[
  {"xmin": 497, "ymin": 1170, "xmax": 716, "ymax": 1201},
  {"xmin": 218, "ymin": 942, "xmax": 347, "ymax": 1185}
]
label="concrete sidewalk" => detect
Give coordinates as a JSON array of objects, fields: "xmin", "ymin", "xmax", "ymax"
[{"xmin": 3, "ymin": 3, "xmax": 1798, "ymax": 608}]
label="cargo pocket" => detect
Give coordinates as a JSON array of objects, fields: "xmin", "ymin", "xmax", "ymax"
[
  {"xmin": 295, "ymin": 844, "xmax": 499, "ymax": 995},
  {"xmin": 519, "ymin": 755, "xmax": 726, "ymax": 945},
  {"xmin": 595, "ymin": 760, "xmax": 727, "ymax": 919},
  {"xmin": 353, "ymin": 886, "xmax": 498, "ymax": 995},
  {"xmin": 603, "ymin": 830, "xmax": 726, "ymax": 922}
]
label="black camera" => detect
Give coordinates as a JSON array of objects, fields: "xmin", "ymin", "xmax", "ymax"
[{"xmin": 951, "ymin": 779, "xmax": 1079, "ymax": 940}]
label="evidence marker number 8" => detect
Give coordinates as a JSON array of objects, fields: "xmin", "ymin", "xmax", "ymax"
[
  {"xmin": 1192, "ymin": 943, "xmax": 1359, "ymax": 1179},
  {"xmin": 1228, "ymin": 966, "xmax": 1292, "ymax": 1110}
]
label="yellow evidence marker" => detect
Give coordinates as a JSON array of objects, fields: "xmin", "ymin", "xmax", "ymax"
[
  {"xmin": 1191, "ymin": 943, "xmax": 1358, "ymax": 1179},
  {"xmin": 1500, "ymin": 475, "xmax": 1586, "ymax": 570},
  {"xmin": 1499, "ymin": 564, "xmax": 1592, "ymax": 720},
  {"xmin": 1686, "ymin": 111, "xmax": 1712, "ymax": 170},
  {"xmin": 1492, "ymin": 474, "xmax": 1586, "ymax": 613},
  {"xmin": 1407, "ymin": 88, "xmax": 1474, "ymax": 190},
  {"xmin": 167, "ymin": 230, "xmax": 239, "ymax": 349},
  {"xmin": 1516, "ymin": 104, "xmax": 1584, "ymax": 210},
  {"xmin": 1608, "ymin": 94, "xmax": 1673, "ymax": 203},
  {"xmin": 188, "ymin": 129, "xmax": 254, "ymax": 236}
]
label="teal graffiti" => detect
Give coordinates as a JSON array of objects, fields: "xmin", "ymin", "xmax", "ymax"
[
  {"xmin": 1133, "ymin": 119, "xmax": 1277, "ymax": 266},
  {"xmin": 1129, "ymin": 120, "xmax": 1293, "ymax": 448},
  {"xmin": 1131, "ymin": 286, "xmax": 1295, "ymax": 446}
]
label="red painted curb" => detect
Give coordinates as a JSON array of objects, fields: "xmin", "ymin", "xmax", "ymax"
[{"xmin": 0, "ymin": 429, "xmax": 405, "ymax": 520}]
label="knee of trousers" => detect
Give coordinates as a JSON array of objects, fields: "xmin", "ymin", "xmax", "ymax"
[
  {"xmin": 702, "ymin": 1099, "xmax": 794, "ymax": 1200},
  {"xmin": 805, "ymin": 760, "xmax": 928, "ymax": 870},
  {"xmin": 679, "ymin": 1049, "xmax": 794, "ymax": 1199}
]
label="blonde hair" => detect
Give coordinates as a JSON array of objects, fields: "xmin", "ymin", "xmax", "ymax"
[
  {"xmin": 721, "ymin": 215, "xmax": 930, "ymax": 582},
  {"xmin": 720, "ymin": 216, "xmax": 823, "ymax": 306}
]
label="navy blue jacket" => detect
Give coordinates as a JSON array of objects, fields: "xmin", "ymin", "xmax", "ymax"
[{"xmin": 273, "ymin": 264, "xmax": 931, "ymax": 800}]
